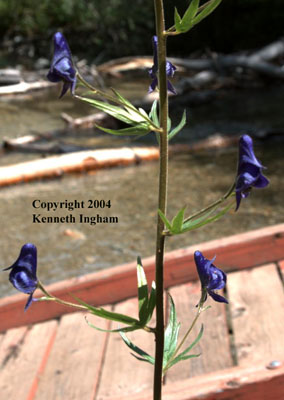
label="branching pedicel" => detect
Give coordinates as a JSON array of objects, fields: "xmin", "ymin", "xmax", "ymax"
[{"xmin": 3, "ymin": 1, "xmax": 269, "ymax": 400}]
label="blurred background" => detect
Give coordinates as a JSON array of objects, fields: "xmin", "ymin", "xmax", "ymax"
[{"xmin": 0, "ymin": 0, "xmax": 283, "ymax": 296}]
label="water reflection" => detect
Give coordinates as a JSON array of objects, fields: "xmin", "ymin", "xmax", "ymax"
[
  {"xmin": 0, "ymin": 143, "xmax": 281, "ymax": 297},
  {"xmin": 0, "ymin": 82, "xmax": 283, "ymax": 296}
]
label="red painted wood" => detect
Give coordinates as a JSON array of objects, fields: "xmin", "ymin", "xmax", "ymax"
[
  {"xmin": 0, "ymin": 224, "xmax": 283, "ymax": 332},
  {"xmin": 227, "ymin": 263, "xmax": 284, "ymax": 366},
  {"xmin": 0, "ymin": 320, "xmax": 57, "ymax": 399},
  {"xmin": 108, "ymin": 363, "xmax": 284, "ymax": 400},
  {"xmin": 34, "ymin": 312, "xmax": 109, "ymax": 400}
]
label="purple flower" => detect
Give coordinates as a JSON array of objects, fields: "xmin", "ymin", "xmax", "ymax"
[
  {"xmin": 235, "ymin": 135, "xmax": 269, "ymax": 210},
  {"xmin": 47, "ymin": 32, "xmax": 76, "ymax": 98},
  {"xmin": 148, "ymin": 36, "xmax": 176, "ymax": 94},
  {"xmin": 194, "ymin": 251, "xmax": 228, "ymax": 304},
  {"xmin": 3, "ymin": 243, "xmax": 38, "ymax": 311}
]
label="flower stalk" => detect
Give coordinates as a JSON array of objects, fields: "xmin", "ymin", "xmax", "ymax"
[{"xmin": 153, "ymin": 0, "xmax": 169, "ymax": 399}]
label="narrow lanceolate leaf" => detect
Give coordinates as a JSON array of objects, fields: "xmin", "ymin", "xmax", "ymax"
[
  {"xmin": 95, "ymin": 123, "xmax": 151, "ymax": 137},
  {"xmin": 74, "ymin": 296, "xmax": 139, "ymax": 326},
  {"xmin": 149, "ymin": 100, "xmax": 159, "ymax": 127},
  {"xmin": 192, "ymin": 0, "xmax": 222, "ymax": 27},
  {"xmin": 171, "ymin": 207, "xmax": 186, "ymax": 234},
  {"xmin": 137, "ymin": 256, "xmax": 149, "ymax": 324},
  {"xmin": 181, "ymin": 201, "xmax": 234, "ymax": 233},
  {"xmin": 180, "ymin": 0, "xmax": 200, "ymax": 31},
  {"xmin": 165, "ymin": 324, "xmax": 204, "ymax": 370},
  {"xmin": 86, "ymin": 318, "xmax": 142, "ymax": 333},
  {"xmin": 167, "ymin": 116, "xmax": 172, "ymax": 133},
  {"xmin": 111, "ymin": 87, "xmax": 134, "ymax": 108},
  {"xmin": 158, "ymin": 209, "xmax": 172, "ymax": 231},
  {"xmin": 168, "ymin": 110, "xmax": 186, "ymax": 141},
  {"xmin": 76, "ymin": 96, "xmax": 135, "ymax": 125},
  {"xmin": 120, "ymin": 332, "xmax": 155, "ymax": 365},
  {"xmin": 163, "ymin": 295, "xmax": 180, "ymax": 368},
  {"xmin": 166, "ymin": 353, "xmax": 201, "ymax": 369},
  {"xmin": 146, "ymin": 281, "xmax": 156, "ymax": 324},
  {"xmin": 181, "ymin": 206, "xmax": 218, "ymax": 232},
  {"xmin": 174, "ymin": 7, "xmax": 183, "ymax": 32}
]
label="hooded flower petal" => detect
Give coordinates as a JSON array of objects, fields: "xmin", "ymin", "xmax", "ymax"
[
  {"xmin": 47, "ymin": 32, "xmax": 76, "ymax": 98},
  {"xmin": 148, "ymin": 36, "xmax": 176, "ymax": 94},
  {"xmin": 194, "ymin": 250, "xmax": 228, "ymax": 304},
  {"xmin": 235, "ymin": 135, "xmax": 269, "ymax": 210},
  {"xmin": 3, "ymin": 243, "xmax": 38, "ymax": 310}
]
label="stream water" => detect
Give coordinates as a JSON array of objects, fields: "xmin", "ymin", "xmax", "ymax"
[{"xmin": 0, "ymin": 81, "xmax": 283, "ymax": 297}]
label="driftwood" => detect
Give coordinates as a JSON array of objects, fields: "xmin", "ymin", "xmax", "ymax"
[
  {"xmin": 3, "ymin": 140, "xmax": 87, "ymax": 154},
  {"xmin": 0, "ymin": 134, "xmax": 238, "ymax": 187},
  {"xmin": 61, "ymin": 111, "xmax": 117, "ymax": 130},
  {"xmin": 98, "ymin": 38, "xmax": 284, "ymax": 83},
  {"xmin": 0, "ymin": 80, "xmax": 53, "ymax": 95},
  {"xmin": 0, "ymin": 68, "xmax": 22, "ymax": 85}
]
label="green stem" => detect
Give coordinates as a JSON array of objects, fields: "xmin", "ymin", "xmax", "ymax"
[
  {"xmin": 153, "ymin": 1, "xmax": 169, "ymax": 399},
  {"xmin": 183, "ymin": 183, "xmax": 235, "ymax": 224},
  {"xmin": 37, "ymin": 281, "xmax": 87, "ymax": 311}
]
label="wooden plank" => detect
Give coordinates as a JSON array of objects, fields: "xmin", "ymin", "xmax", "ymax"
[
  {"xmin": 34, "ymin": 311, "xmax": 108, "ymax": 400},
  {"xmin": 1, "ymin": 224, "xmax": 283, "ymax": 332},
  {"xmin": 96, "ymin": 298, "xmax": 154, "ymax": 399},
  {"xmin": 0, "ymin": 320, "xmax": 57, "ymax": 400},
  {"xmin": 0, "ymin": 325, "xmax": 29, "ymax": 368},
  {"xmin": 277, "ymin": 259, "xmax": 284, "ymax": 276},
  {"xmin": 166, "ymin": 282, "xmax": 233, "ymax": 383},
  {"xmin": 228, "ymin": 263, "xmax": 284, "ymax": 366},
  {"xmin": 126, "ymin": 363, "xmax": 284, "ymax": 400}
]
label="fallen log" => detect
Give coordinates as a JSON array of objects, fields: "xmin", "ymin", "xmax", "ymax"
[
  {"xmin": 97, "ymin": 38, "xmax": 284, "ymax": 82},
  {"xmin": 0, "ymin": 134, "xmax": 238, "ymax": 187},
  {"xmin": 0, "ymin": 80, "xmax": 53, "ymax": 95},
  {"xmin": 0, "ymin": 68, "xmax": 22, "ymax": 85},
  {"xmin": 61, "ymin": 111, "xmax": 117, "ymax": 130}
]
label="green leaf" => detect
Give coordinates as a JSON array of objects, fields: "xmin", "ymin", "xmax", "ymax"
[
  {"xmin": 171, "ymin": 207, "xmax": 186, "ymax": 234},
  {"xmin": 167, "ymin": 116, "xmax": 172, "ymax": 133},
  {"xmin": 95, "ymin": 123, "xmax": 151, "ymax": 137},
  {"xmin": 166, "ymin": 353, "xmax": 201, "ymax": 369},
  {"xmin": 137, "ymin": 256, "xmax": 149, "ymax": 324},
  {"xmin": 181, "ymin": 201, "xmax": 234, "ymax": 233},
  {"xmin": 192, "ymin": 0, "xmax": 222, "ymax": 27},
  {"xmin": 149, "ymin": 100, "xmax": 159, "ymax": 127},
  {"xmin": 158, "ymin": 209, "xmax": 172, "ymax": 231},
  {"xmin": 76, "ymin": 95, "xmax": 135, "ymax": 125},
  {"xmin": 120, "ymin": 332, "xmax": 155, "ymax": 365},
  {"xmin": 86, "ymin": 318, "xmax": 141, "ymax": 333},
  {"xmin": 146, "ymin": 281, "xmax": 156, "ymax": 324},
  {"xmin": 174, "ymin": 7, "xmax": 183, "ymax": 32},
  {"xmin": 163, "ymin": 295, "xmax": 180, "ymax": 367},
  {"xmin": 111, "ymin": 87, "xmax": 134, "ymax": 109},
  {"xmin": 165, "ymin": 324, "xmax": 204, "ymax": 370},
  {"xmin": 74, "ymin": 296, "xmax": 139, "ymax": 326},
  {"xmin": 181, "ymin": 206, "xmax": 218, "ymax": 231},
  {"xmin": 168, "ymin": 110, "xmax": 186, "ymax": 141},
  {"xmin": 180, "ymin": 0, "xmax": 200, "ymax": 31}
]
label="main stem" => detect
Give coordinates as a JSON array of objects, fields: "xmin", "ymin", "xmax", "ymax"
[{"xmin": 153, "ymin": 1, "xmax": 168, "ymax": 399}]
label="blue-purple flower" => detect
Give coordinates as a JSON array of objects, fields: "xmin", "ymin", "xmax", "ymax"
[
  {"xmin": 148, "ymin": 35, "xmax": 176, "ymax": 94},
  {"xmin": 47, "ymin": 32, "xmax": 76, "ymax": 98},
  {"xmin": 235, "ymin": 135, "xmax": 269, "ymax": 211},
  {"xmin": 3, "ymin": 243, "xmax": 38, "ymax": 311},
  {"xmin": 194, "ymin": 251, "xmax": 228, "ymax": 304}
]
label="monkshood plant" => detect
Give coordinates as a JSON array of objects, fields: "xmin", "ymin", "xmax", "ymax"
[{"xmin": 3, "ymin": 1, "xmax": 269, "ymax": 399}]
